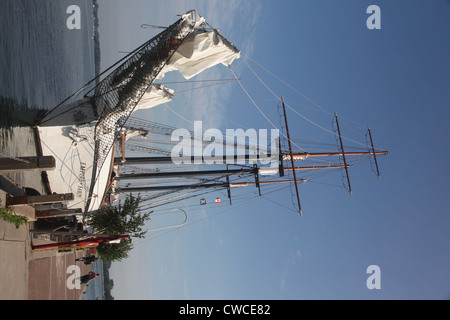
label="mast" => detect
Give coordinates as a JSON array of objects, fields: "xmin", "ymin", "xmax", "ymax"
[
  {"xmin": 119, "ymin": 183, "xmax": 228, "ymax": 193},
  {"xmin": 112, "ymin": 97, "xmax": 387, "ymax": 215},
  {"xmin": 281, "ymin": 97, "xmax": 302, "ymax": 215},
  {"xmin": 115, "ymin": 167, "xmax": 257, "ymax": 180},
  {"xmin": 334, "ymin": 112, "xmax": 352, "ymax": 196},
  {"xmin": 302, "ymin": 151, "xmax": 388, "ymax": 157},
  {"xmin": 115, "ymin": 165, "xmax": 346, "ymax": 181},
  {"xmin": 367, "ymin": 126, "xmax": 381, "ymax": 179},
  {"xmin": 119, "ymin": 179, "xmax": 309, "ymax": 193},
  {"xmin": 115, "ymin": 154, "xmax": 267, "ymax": 165},
  {"xmin": 114, "ymin": 151, "xmax": 388, "ymax": 165}
]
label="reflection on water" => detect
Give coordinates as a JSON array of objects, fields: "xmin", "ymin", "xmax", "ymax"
[
  {"xmin": 0, "ymin": 96, "xmax": 48, "ymax": 195},
  {"xmin": 0, "ymin": 96, "xmax": 46, "ymax": 129},
  {"xmin": 0, "ymin": 0, "xmax": 95, "ymax": 191}
]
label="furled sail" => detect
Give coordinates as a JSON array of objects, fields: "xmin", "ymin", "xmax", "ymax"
[
  {"xmin": 92, "ymin": 10, "xmax": 240, "ymax": 176},
  {"xmin": 87, "ymin": 10, "xmax": 240, "ymax": 214},
  {"xmin": 157, "ymin": 29, "xmax": 241, "ymax": 80},
  {"xmin": 35, "ymin": 10, "xmax": 244, "ymax": 216},
  {"xmin": 134, "ymin": 84, "xmax": 174, "ymax": 111}
]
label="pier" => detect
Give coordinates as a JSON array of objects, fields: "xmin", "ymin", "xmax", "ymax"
[{"xmin": 0, "ymin": 126, "xmax": 92, "ymax": 299}]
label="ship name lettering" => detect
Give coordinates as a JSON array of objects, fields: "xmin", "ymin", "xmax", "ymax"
[{"xmin": 76, "ymin": 162, "xmax": 87, "ymax": 198}]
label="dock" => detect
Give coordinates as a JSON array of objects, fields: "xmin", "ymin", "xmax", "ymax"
[
  {"xmin": 0, "ymin": 126, "xmax": 94, "ymax": 300},
  {"xmin": 0, "ymin": 189, "xmax": 93, "ymax": 300}
]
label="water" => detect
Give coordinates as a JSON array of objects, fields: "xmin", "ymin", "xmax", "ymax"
[
  {"xmin": 83, "ymin": 259, "xmax": 104, "ymax": 300},
  {"xmin": 0, "ymin": 0, "xmax": 95, "ymax": 107},
  {"xmin": 0, "ymin": 0, "xmax": 102, "ymax": 300}
]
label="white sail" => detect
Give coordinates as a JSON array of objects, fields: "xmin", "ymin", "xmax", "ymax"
[
  {"xmin": 180, "ymin": 10, "xmax": 206, "ymax": 29},
  {"xmin": 35, "ymin": 10, "xmax": 242, "ymax": 216},
  {"xmin": 157, "ymin": 29, "xmax": 241, "ymax": 80},
  {"xmin": 134, "ymin": 84, "xmax": 175, "ymax": 111}
]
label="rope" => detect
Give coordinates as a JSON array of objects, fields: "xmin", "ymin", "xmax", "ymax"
[
  {"xmin": 241, "ymin": 55, "xmax": 370, "ymax": 150},
  {"xmin": 39, "ymin": 36, "xmax": 156, "ymax": 125},
  {"xmin": 228, "ymin": 64, "xmax": 307, "ymax": 153},
  {"xmin": 242, "ymin": 54, "xmax": 387, "ymax": 151},
  {"xmin": 242, "ymin": 53, "xmax": 333, "ymax": 116},
  {"xmin": 163, "ymin": 102, "xmax": 194, "ymax": 125},
  {"xmin": 169, "ymin": 93, "xmax": 252, "ymax": 131}
]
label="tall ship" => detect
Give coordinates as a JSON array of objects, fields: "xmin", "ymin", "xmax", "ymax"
[{"xmin": 36, "ymin": 10, "xmax": 387, "ymax": 222}]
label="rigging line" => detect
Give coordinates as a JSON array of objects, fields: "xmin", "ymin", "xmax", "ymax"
[
  {"xmin": 174, "ymin": 80, "xmax": 237, "ymax": 94},
  {"xmin": 141, "ymin": 190, "xmax": 198, "ymax": 209},
  {"xmin": 304, "ymin": 130, "xmax": 334, "ymax": 148},
  {"xmin": 140, "ymin": 99, "xmax": 259, "ymax": 151},
  {"xmin": 366, "ymin": 130, "xmax": 387, "ymax": 154},
  {"xmin": 303, "ymin": 167, "xmax": 342, "ymax": 181},
  {"xmin": 151, "ymin": 100, "xmax": 279, "ymax": 152},
  {"xmin": 40, "ymin": 100, "xmax": 91, "ymax": 124},
  {"xmin": 242, "ymin": 53, "xmax": 382, "ymax": 133},
  {"xmin": 136, "ymin": 173, "xmax": 236, "ymax": 205},
  {"xmin": 239, "ymin": 59, "xmax": 343, "ymax": 165},
  {"xmin": 163, "ymin": 102, "xmax": 194, "ymax": 125},
  {"xmin": 228, "ymin": 64, "xmax": 306, "ymax": 153},
  {"xmin": 241, "ymin": 53, "xmax": 332, "ymax": 116},
  {"xmin": 146, "ymin": 189, "xmax": 259, "ymax": 216},
  {"xmin": 159, "ymin": 78, "xmax": 240, "ymax": 85},
  {"xmin": 215, "ymin": 113, "xmax": 251, "ymax": 130},
  {"xmin": 163, "ymin": 98, "xmax": 253, "ymax": 148},
  {"xmin": 242, "ymin": 57, "xmax": 369, "ymax": 150},
  {"xmin": 132, "ymin": 180, "xmax": 300, "ymax": 246},
  {"xmin": 141, "ymin": 190, "xmax": 204, "ymax": 210},
  {"xmin": 261, "ymin": 194, "xmax": 300, "ymax": 214},
  {"xmin": 352, "ymin": 176, "xmax": 379, "ymax": 187},
  {"xmin": 242, "ymin": 56, "xmax": 283, "ymax": 103},
  {"xmin": 136, "ymin": 170, "xmax": 259, "ymax": 210},
  {"xmin": 40, "ymin": 138, "xmax": 83, "ymax": 189},
  {"xmin": 283, "ymin": 101, "xmax": 333, "ymax": 115},
  {"xmin": 307, "ymin": 179, "xmax": 343, "ymax": 189},
  {"xmin": 284, "ymin": 102, "xmax": 369, "ymax": 149},
  {"xmin": 132, "ymin": 188, "xmax": 270, "ymax": 247},
  {"xmin": 169, "ymin": 94, "xmax": 252, "ymax": 131},
  {"xmin": 39, "ymin": 39, "xmax": 151, "ymax": 124},
  {"xmin": 341, "ymin": 120, "xmax": 387, "ymax": 151}
]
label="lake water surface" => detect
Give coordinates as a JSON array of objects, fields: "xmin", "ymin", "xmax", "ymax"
[{"xmin": 0, "ymin": 0, "xmax": 102, "ymax": 300}]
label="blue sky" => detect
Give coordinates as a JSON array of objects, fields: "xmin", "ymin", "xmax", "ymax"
[{"xmin": 97, "ymin": 0, "xmax": 450, "ymax": 299}]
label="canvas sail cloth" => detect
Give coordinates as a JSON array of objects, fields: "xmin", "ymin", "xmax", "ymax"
[
  {"xmin": 133, "ymin": 29, "xmax": 240, "ymax": 110},
  {"xmin": 156, "ymin": 29, "xmax": 241, "ymax": 80},
  {"xmin": 37, "ymin": 10, "xmax": 241, "ymax": 216},
  {"xmin": 134, "ymin": 84, "xmax": 175, "ymax": 110}
]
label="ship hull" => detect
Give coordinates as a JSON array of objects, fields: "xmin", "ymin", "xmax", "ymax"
[{"xmin": 37, "ymin": 122, "xmax": 115, "ymax": 214}]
